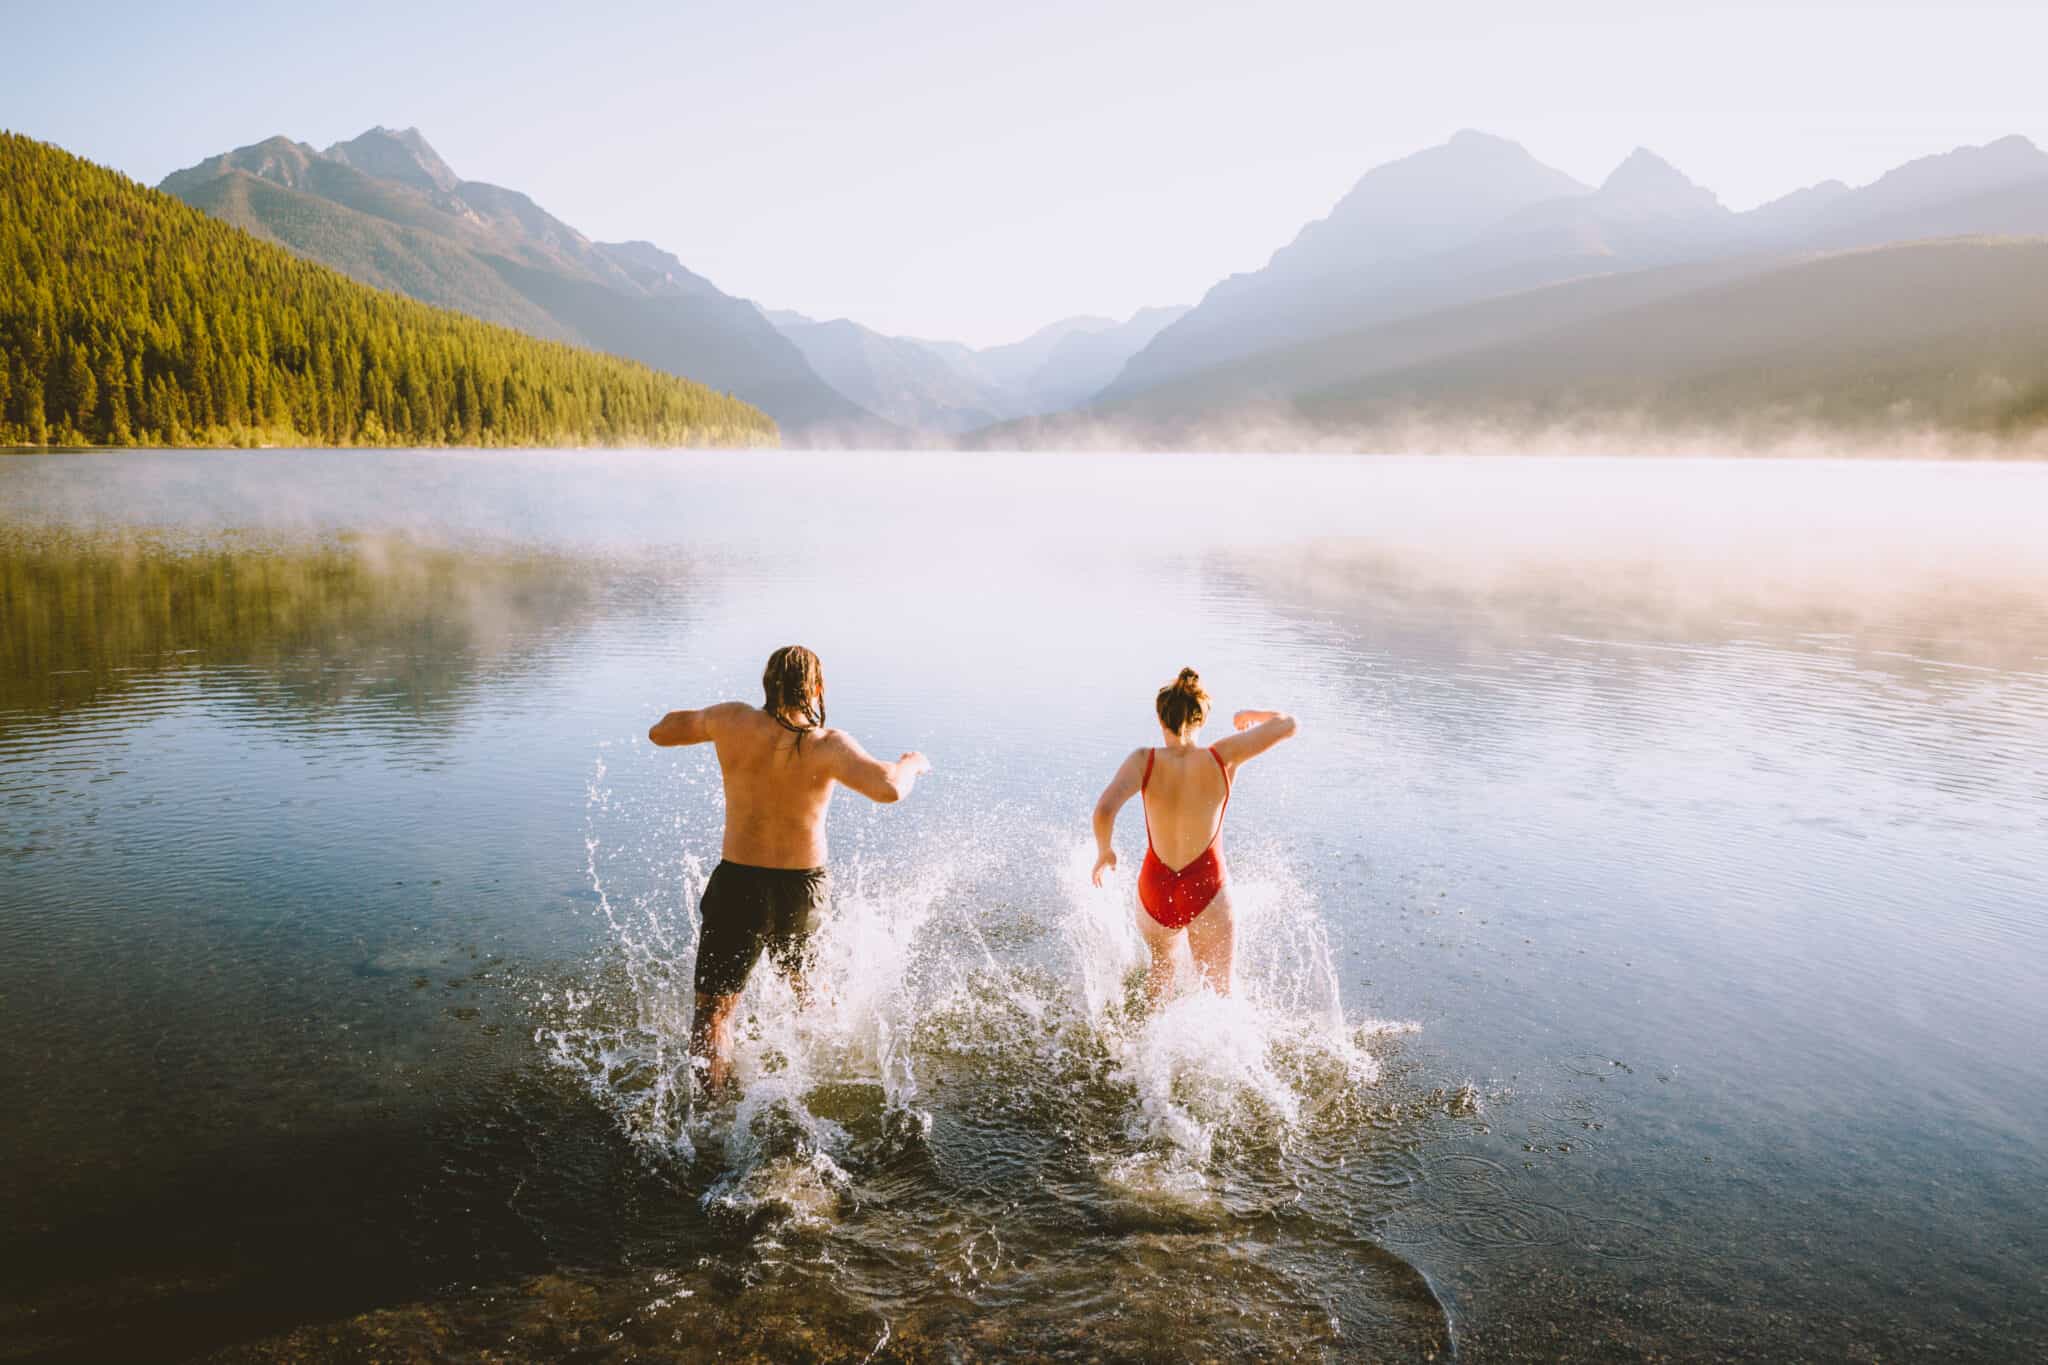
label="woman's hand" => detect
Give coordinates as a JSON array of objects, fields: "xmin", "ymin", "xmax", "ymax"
[
  {"xmin": 1091, "ymin": 847, "xmax": 1118, "ymax": 887},
  {"xmin": 1233, "ymin": 709, "xmax": 1275, "ymax": 731}
]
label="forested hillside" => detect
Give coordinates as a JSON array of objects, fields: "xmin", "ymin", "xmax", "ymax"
[
  {"xmin": 160, "ymin": 129, "xmax": 873, "ymax": 438},
  {"xmin": 0, "ymin": 132, "xmax": 777, "ymax": 448}
]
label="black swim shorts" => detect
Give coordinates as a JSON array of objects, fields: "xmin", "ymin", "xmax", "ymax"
[{"xmin": 692, "ymin": 860, "xmax": 829, "ymax": 998}]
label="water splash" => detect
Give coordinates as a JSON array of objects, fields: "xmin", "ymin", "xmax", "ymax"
[
  {"xmin": 542, "ymin": 749, "xmax": 1416, "ymax": 1230},
  {"xmin": 1053, "ymin": 840, "xmax": 1414, "ymax": 1194}
]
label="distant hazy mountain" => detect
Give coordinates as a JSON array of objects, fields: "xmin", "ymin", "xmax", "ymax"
[
  {"xmin": 1109, "ymin": 131, "xmax": 1591, "ymax": 395},
  {"xmin": 1076, "ymin": 257, "xmax": 1775, "ymax": 427},
  {"xmin": 967, "ymin": 316, "xmax": 1120, "ymax": 390},
  {"xmin": 1292, "ymin": 237, "xmax": 2048, "ymax": 443},
  {"xmin": 1101, "ymin": 131, "xmax": 2048, "ymax": 413},
  {"xmin": 978, "ymin": 238, "xmax": 2048, "ymax": 452},
  {"xmin": 1792, "ymin": 135, "xmax": 2048, "ymax": 249},
  {"xmin": 1741, "ymin": 179, "xmax": 1852, "ymax": 237},
  {"xmin": 769, "ymin": 313, "xmax": 1017, "ymax": 434},
  {"xmin": 1473, "ymin": 148, "xmax": 1734, "ymax": 265},
  {"xmin": 1020, "ymin": 306, "xmax": 1192, "ymax": 411},
  {"xmin": 760, "ymin": 306, "xmax": 1188, "ymax": 432},
  {"xmin": 161, "ymin": 127, "xmax": 876, "ymax": 439}
]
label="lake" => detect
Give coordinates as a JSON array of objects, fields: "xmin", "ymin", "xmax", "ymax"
[{"xmin": 2, "ymin": 449, "xmax": 2044, "ymax": 1362}]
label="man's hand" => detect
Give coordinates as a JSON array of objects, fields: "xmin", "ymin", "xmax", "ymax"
[{"xmin": 1092, "ymin": 847, "xmax": 1117, "ymax": 887}]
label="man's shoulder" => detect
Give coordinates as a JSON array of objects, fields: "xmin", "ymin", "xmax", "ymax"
[
  {"xmin": 808, "ymin": 727, "xmax": 873, "ymax": 765},
  {"xmin": 701, "ymin": 701, "xmax": 763, "ymax": 735}
]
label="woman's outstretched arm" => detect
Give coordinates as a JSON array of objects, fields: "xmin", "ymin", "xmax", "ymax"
[
  {"xmin": 1091, "ymin": 748, "xmax": 1150, "ymax": 886},
  {"xmin": 1213, "ymin": 709, "xmax": 1299, "ymax": 767}
]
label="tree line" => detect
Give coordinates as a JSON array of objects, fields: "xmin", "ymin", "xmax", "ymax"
[{"xmin": 0, "ymin": 132, "xmax": 778, "ymax": 448}]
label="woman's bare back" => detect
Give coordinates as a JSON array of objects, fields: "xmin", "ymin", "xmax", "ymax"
[{"xmin": 1141, "ymin": 744, "xmax": 1231, "ymax": 870}]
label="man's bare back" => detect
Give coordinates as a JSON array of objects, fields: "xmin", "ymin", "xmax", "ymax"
[
  {"xmin": 649, "ymin": 703, "xmax": 917, "ymax": 869},
  {"xmin": 648, "ymin": 646, "xmax": 929, "ymax": 1095}
]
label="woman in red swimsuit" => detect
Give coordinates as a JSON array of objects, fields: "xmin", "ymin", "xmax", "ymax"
[{"xmin": 1091, "ymin": 668, "xmax": 1299, "ymax": 1009}]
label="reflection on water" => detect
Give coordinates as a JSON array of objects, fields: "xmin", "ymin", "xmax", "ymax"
[
  {"xmin": 2, "ymin": 450, "xmax": 2045, "ymax": 1362},
  {"xmin": 0, "ymin": 529, "xmax": 593, "ymax": 718}
]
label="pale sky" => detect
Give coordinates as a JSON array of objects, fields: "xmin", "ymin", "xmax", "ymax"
[{"xmin": 8, "ymin": 1, "xmax": 2046, "ymax": 346}]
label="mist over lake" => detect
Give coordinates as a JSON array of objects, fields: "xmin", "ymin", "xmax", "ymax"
[{"xmin": 3, "ymin": 449, "xmax": 2043, "ymax": 1361}]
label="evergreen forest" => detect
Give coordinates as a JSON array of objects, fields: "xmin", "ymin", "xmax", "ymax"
[{"xmin": 0, "ymin": 132, "xmax": 777, "ymax": 449}]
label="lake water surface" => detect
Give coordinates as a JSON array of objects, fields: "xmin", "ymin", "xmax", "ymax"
[{"xmin": 2, "ymin": 450, "xmax": 2045, "ymax": 1362}]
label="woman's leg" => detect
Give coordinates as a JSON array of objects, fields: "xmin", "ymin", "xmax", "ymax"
[
  {"xmin": 1186, "ymin": 889, "xmax": 1235, "ymax": 995},
  {"xmin": 1135, "ymin": 904, "xmax": 1180, "ymax": 1011}
]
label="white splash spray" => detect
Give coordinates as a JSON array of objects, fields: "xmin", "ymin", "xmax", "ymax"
[{"xmin": 543, "ymin": 751, "xmax": 1413, "ymax": 1227}]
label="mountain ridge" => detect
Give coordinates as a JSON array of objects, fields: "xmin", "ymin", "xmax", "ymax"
[
  {"xmin": 1099, "ymin": 130, "xmax": 2048, "ymax": 409},
  {"xmin": 146, "ymin": 122, "xmax": 2048, "ymax": 453},
  {"xmin": 161, "ymin": 128, "xmax": 881, "ymax": 440},
  {"xmin": 972, "ymin": 236, "xmax": 2048, "ymax": 455},
  {"xmin": 760, "ymin": 306, "xmax": 1189, "ymax": 432}
]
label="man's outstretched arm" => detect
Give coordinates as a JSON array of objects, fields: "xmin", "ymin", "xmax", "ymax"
[
  {"xmin": 824, "ymin": 731, "xmax": 931, "ymax": 803},
  {"xmin": 649, "ymin": 702, "xmax": 736, "ymax": 747}
]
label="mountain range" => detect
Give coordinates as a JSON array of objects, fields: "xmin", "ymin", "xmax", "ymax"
[
  {"xmin": 158, "ymin": 127, "xmax": 1194, "ymax": 443},
  {"xmin": 1102, "ymin": 130, "xmax": 2048, "ymax": 403},
  {"xmin": 760, "ymin": 305, "xmax": 1189, "ymax": 433},
  {"xmin": 152, "ymin": 123, "xmax": 2048, "ymax": 452},
  {"xmin": 1003, "ymin": 130, "xmax": 2048, "ymax": 450},
  {"xmin": 159, "ymin": 128, "xmax": 877, "ymax": 440}
]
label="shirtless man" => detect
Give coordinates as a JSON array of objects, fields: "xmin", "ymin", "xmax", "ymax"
[{"xmin": 648, "ymin": 645, "xmax": 930, "ymax": 1094}]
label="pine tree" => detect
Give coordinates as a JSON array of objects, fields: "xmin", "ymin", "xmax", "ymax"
[{"xmin": 52, "ymin": 340, "xmax": 96, "ymax": 435}]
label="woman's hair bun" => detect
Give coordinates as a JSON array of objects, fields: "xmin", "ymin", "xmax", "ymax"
[{"xmin": 1156, "ymin": 666, "xmax": 1211, "ymax": 733}]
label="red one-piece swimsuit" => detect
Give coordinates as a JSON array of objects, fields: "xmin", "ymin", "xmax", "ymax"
[{"xmin": 1137, "ymin": 747, "xmax": 1232, "ymax": 930}]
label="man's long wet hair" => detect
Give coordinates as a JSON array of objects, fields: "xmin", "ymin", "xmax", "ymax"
[
  {"xmin": 763, "ymin": 645, "xmax": 826, "ymax": 744},
  {"xmin": 1156, "ymin": 666, "xmax": 1210, "ymax": 734}
]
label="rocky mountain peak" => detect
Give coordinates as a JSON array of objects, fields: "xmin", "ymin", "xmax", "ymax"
[
  {"xmin": 1599, "ymin": 148, "xmax": 1726, "ymax": 216},
  {"xmin": 322, "ymin": 126, "xmax": 461, "ymax": 194}
]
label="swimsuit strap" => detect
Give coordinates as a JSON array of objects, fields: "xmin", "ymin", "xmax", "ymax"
[
  {"xmin": 1205, "ymin": 747, "xmax": 1232, "ymax": 851},
  {"xmin": 1139, "ymin": 749, "xmax": 1157, "ymax": 855}
]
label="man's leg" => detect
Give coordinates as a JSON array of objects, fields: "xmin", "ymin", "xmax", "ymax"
[
  {"xmin": 689, "ymin": 990, "xmax": 744, "ymax": 1095},
  {"xmin": 691, "ymin": 862, "xmax": 762, "ymax": 1098},
  {"xmin": 765, "ymin": 870, "xmax": 827, "ymax": 1008},
  {"xmin": 767, "ymin": 939, "xmax": 817, "ymax": 1008}
]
